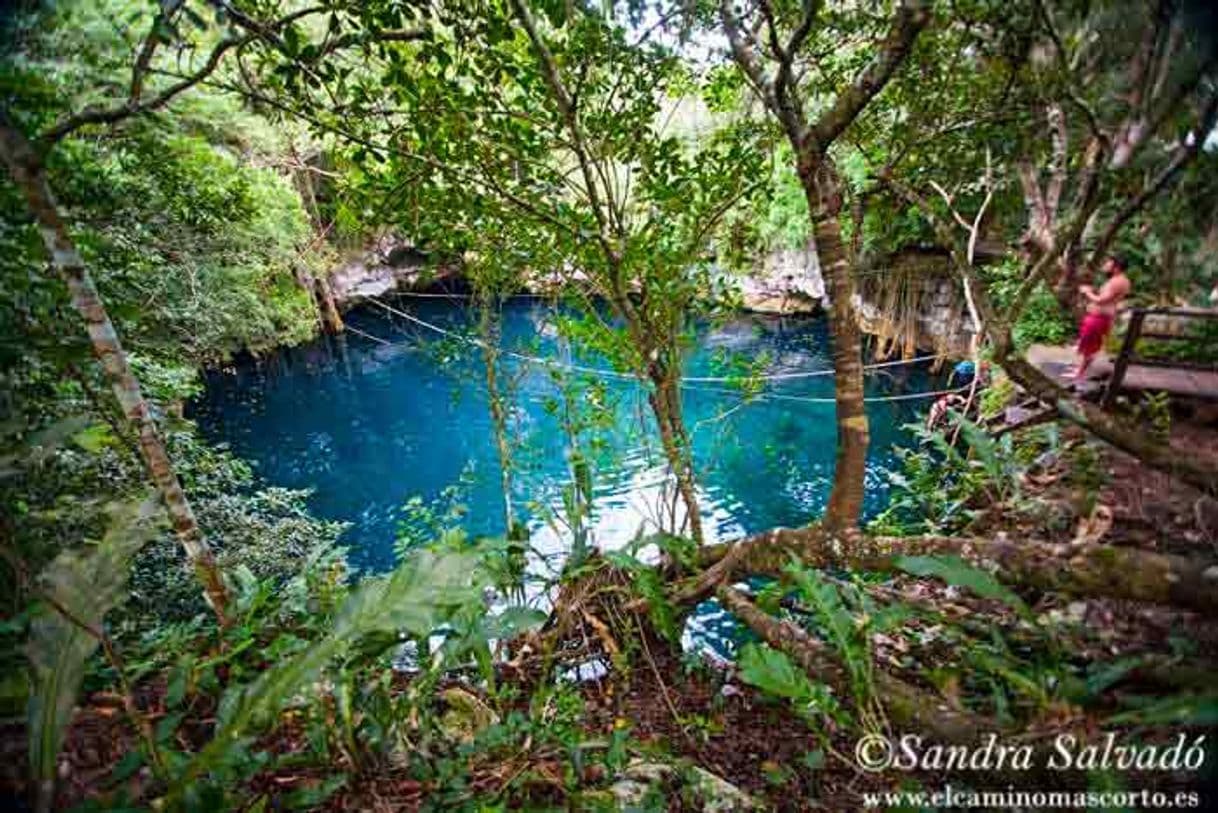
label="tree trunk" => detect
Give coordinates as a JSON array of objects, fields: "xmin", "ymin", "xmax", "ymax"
[
  {"xmin": 1160, "ymin": 239, "xmax": 1177, "ymax": 303},
  {"xmin": 1053, "ymin": 256, "xmax": 1082, "ymax": 317},
  {"xmin": 478, "ymin": 299, "xmax": 515, "ymax": 535},
  {"xmin": 0, "ymin": 123, "xmax": 231, "ymax": 625},
  {"xmin": 647, "ymin": 363, "xmax": 705, "ymax": 545},
  {"xmin": 313, "ymin": 272, "xmax": 344, "ymax": 333},
  {"xmin": 798, "ymin": 158, "xmax": 869, "ymax": 529},
  {"xmin": 556, "ymin": 328, "xmax": 592, "ymax": 567},
  {"xmin": 478, "ymin": 297, "xmax": 527, "ymax": 595}
]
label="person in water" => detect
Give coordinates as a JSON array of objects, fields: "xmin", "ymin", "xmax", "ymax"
[{"xmin": 1070, "ymin": 255, "xmax": 1131, "ymax": 381}]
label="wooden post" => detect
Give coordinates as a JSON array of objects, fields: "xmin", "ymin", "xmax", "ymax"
[{"xmin": 1103, "ymin": 309, "xmax": 1145, "ymax": 407}]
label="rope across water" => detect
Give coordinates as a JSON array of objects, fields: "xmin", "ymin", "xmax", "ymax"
[{"xmin": 358, "ymin": 295, "xmax": 968, "ymax": 404}]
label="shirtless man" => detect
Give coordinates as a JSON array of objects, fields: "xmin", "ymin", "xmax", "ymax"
[{"xmin": 1070, "ymin": 255, "xmax": 1131, "ymax": 381}]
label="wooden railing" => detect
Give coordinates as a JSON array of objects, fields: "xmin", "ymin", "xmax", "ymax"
[{"xmin": 1102, "ymin": 307, "xmax": 1218, "ymax": 406}]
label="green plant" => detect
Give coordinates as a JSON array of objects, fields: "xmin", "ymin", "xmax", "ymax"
[
  {"xmin": 979, "ymin": 374, "xmax": 1015, "ymax": 420},
  {"xmin": 871, "ymin": 415, "xmax": 1024, "ymax": 535},
  {"xmin": 1135, "ymin": 391, "xmax": 1172, "ymax": 443},
  {"xmin": 25, "ymin": 495, "xmax": 161, "ymax": 813},
  {"xmin": 1064, "ymin": 440, "xmax": 1107, "ymax": 517},
  {"xmin": 983, "ymin": 257, "xmax": 1074, "ymax": 349},
  {"xmin": 164, "ymin": 545, "xmax": 494, "ymax": 808},
  {"xmin": 1135, "ymin": 319, "xmax": 1218, "ymax": 366},
  {"xmin": 394, "ymin": 462, "xmax": 476, "ymax": 560},
  {"xmin": 781, "ymin": 564, "xmax": 901, "ymax": 735},
  {"xmin": 736, "ymin": 642, "xmax": 843, "ymax": 725},
  {"xmin": 893, "ymin": 555, "xmax": 1031, "ymax": 619}
]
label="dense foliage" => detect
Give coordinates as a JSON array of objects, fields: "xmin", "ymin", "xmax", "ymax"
[{"xmin": 0, "ymin": 0, "xmax": 339, "ymax": 732}]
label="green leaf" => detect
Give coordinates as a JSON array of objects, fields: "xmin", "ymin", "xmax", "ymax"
[
  {"xmin": 802, "ymin": 749, "xmax": 825, "ymax": 771},
  {"xmin": 165, "ymin": 654, "xmax": 193, "ymax": 709},
  {"xmin": 169, "ymin": 548, "xmax": 487, "ymax": 801},
  {"xmin": 481, "ymin": 606, "xmax": 548, "ymax": 639},
  {"xmin": 1107, "ymin": 694, "xmax": 1218, "ymax": 726},
  {"xmin": 110, "ymin": 748, "xmax": 144, "ymax": 784},
  {"xmin": 282, "ymin": 774, "xmax": 348, "ymax": 810},
  {"xmin": 894, "ymin": 555, "xmax": 1030, "ymax": 618},
  {"xmin": 26, "ymin": 495, "xmax": 161, "ymax": 804},
  {"xmin": 24, "ymin": 415, "xmax": 92, "ymax": 456},
  {"xmin": 156, "ymin": 711, "xmax": 185, "ymax": 744},
  {"xmin": 1083, "ymin": 657, "xmax": 1145, "ymax": 699},
  {"xmin": 70, "ymin": 423, "xmax": 116, "ymax": 454},
  {"xmin": 737, "ymin": 643, "xmax": 814, "ymax": 702}
]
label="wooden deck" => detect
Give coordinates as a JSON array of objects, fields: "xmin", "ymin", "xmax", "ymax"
[{"xmin": 1027, "ymin": 344, "xmax": 1218, "ymax": 400}]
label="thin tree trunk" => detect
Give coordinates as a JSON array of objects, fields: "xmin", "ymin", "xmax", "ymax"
[
  {"xmin": 799, "ymin": 159, "xmax": 869, "ymax": 529},
  {"xmin": 718, "ymin": 0, "xmax": 923, "ymax": 527},
  {"xmin": 0, "ymin": 122, "xmax": 231, "ymax": 625},
  {"xmin": 1160, "ymin": 239, "xmax": 1177, "ymax": 303},
  {"xmin": 313, "ymin": 272, "xmax": 344, "ymax": 333},
  {"xmin": 557, "ymin": 330, "xmax": 592, "ymax": 567},
  {"xmin": 1053, "ymin": 256, "xmax": 1082, "ymax": 317},
  {"xmin": 647, "ymin": 364, "xmax": 704, "ymax": 545},
  {"xmin": 478, "ymin": 299, "xmax": 515, "ymax": 535},
  {"xmin": 663, "ymin": 378, "xmax": 702, "ymax": 541},
  {"xmin": 478, "ymin": 296, "xmax": 527, "ymax": 596},
  {"xmin": 290, "ymin": 157, "xmax": 344, "ymax": 334}
]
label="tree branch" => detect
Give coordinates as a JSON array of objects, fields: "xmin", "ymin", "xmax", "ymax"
[
  {"xmin": 684, "ymin": 522, "xmax": 1218, "ymax": 614},
  {"xmin": 803, "ymin": 0, "xmax": 931, "ymax": 154},
  {"xmin": 508, "ymin": 0, "xmax": 620, "ymax": 266},
  {"xmin": 37, "ymin": 5, "xmax": 328, "ymax": 150},
  {"xmin": 1044, "ymin": 104, "xmax": 1067, "ymax": 221},
  {"xmin": 1088, "ymin": 93, "xmax": 1218, "ymax": 267},
  {"xmin": 128, "ymin": 1, "xmax": 177, "ymax": 104},
  {"xmin": 719, "ymin": 0, "xmax": 781, "ymax": 128},
  {"xmin": 718, "ymin": 585, "xmax": 989, "ymax": 744}
]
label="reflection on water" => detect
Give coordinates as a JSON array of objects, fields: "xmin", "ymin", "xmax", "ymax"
[{"xmin": 192, "ymin": 296, "xmax": 945, "ymax": 577}]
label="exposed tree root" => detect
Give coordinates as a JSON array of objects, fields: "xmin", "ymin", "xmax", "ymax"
[
  {"xmin": 673, "ymin": 525, "xmax": 1218, "ymax": 615},
  {"xmin": 523, "ymin": 557, "xmax": 673, "ymax": 687},
  {"xmin": 716, "ymin": 586, "xmax": 989, "ymax": 743}
]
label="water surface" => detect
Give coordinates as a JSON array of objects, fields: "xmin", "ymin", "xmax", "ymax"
[{"xmin": 191, "ymin": 297, "xmax": 947, "ymax": 575}]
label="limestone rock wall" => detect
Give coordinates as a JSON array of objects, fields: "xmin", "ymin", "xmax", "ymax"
[
  {"xmin": 738, "ymin": 239, "xmax": 825, "ymax": 314},
  {"xmin": 329, "ymin": 234, "xmax": 460, "ymax": 304},
  {"xmin": 323, "ymin": 234, "xmax": 975, "ymax": 359}
]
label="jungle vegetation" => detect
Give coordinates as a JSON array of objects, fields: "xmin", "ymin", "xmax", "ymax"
[{"xmin": 1, "ymin": 0, "xmax": 1217, "ymax": 810}]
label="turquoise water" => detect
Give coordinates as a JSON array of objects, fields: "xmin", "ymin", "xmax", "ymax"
[{"xmin": 190, "ymin": 297, "xmax": 948, "ymax": 575}]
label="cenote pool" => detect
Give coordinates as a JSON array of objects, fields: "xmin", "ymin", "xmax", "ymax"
[{"xmin": 190, "ymin": 296, "xmax": 950, "ymax": 579}]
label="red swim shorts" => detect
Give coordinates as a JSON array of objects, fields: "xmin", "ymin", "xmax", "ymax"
[{"xmin": 1077, "ymin": 312, "xmax": 1114, "ymax": 356}]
